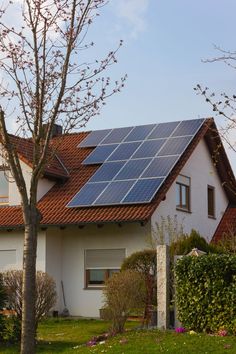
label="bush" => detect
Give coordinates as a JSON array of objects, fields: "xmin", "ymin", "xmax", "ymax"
[
  {"xmin": 121, "ymin": 249, "xmax": 156, "ymax": 325},
  {"xmin": 2, "ymin": 270, "xmax": 57, "ymax": 331},
  {"xmin": 170, "ymin": 229, "xmax": 220, "ymax": 257},
  {"xmin": 175, "ymin": 254, "xmax": 236, "ymax": 333},
  {"xmin": 0, "ymin": 273, "xmax": 6, "ymax": 342},
  {"xmin": 103, "ymin": 270, "xmax": 145, "ymax": 333}
]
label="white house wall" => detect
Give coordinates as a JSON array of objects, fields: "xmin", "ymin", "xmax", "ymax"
[
  {"xmin": 8, "ymin": 160, "xmax": 55, "ymax": 206},
  {"xmin": 0, "ymin": 230, "xmax": 47, "ymax": 271},
  {"xmin": 152, "ymin": 138, "xmax": 228, "ymax": 242},
  {"xmin": 49, "ymin": 222, "xmax": 150, "ymax": 317},
  {"xmin": 45, "ymin": 228, "xmax": 63, "ymax": 311}
]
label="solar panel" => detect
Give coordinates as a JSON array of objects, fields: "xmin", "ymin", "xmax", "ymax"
[
  {"xmin": 78, "ymin": 129, "xmax": 111, "ymax": 147},
  {"xmin": 94, "ymin": 180, "xmax": 135, "ymax": 205},
  {"xmin": 102, "ymin": 126, "xmax": 133, "ymax": 144},
  {"xmin": 67, "ymin": 182, "xmax": 108, "ymax": 207},
  {"xmin": 107, "ymin": 142, "xmax": 141, "ymax": 161},
  {"xmin": 123, "ymin": 178, "xmax": 164, "ymax": 203},
  {"xmin": 157, "ymin": 136, "xmax": 192, "ymax": 156},
  {"xmin": 69, "ymin": 118, "xmax": 206, "ymax": 208},
  {"xmin": 148, "ymin": 121, "xmax": 180, "ymax": 139},
  {"xmin": 141, "ymin": 155, "xmax": 179, "ymax": 178},
  {"xmin": 89, "ymin": 161, "xmax": 125, "ymax": 182},
  {"xmin": 172, "ymin": 119, "xmax": 204, "ymax": 137},
  {"xmin": 83, "ymin": 144, "xmax": 118, "ymax": 164},
  {"xmin": 124, "ymin": 124, "xmax": 156, "ymax": 142},
  {"xmin": 132, "ymin": 139, "xmax": 166, "ymax": 159},
  {"xmin": 115, "ymin": 159, "xmax": 152, "ymax": 180}
]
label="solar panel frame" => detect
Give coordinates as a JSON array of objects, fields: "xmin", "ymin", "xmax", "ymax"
[
  {"xmin": 132, "ymin": 139, "xmax": 167, "ymax": 159},
  {"xmin": 94, "ymin": 180, "xmax": 135, "ymax": 205},
  {"xmin": 172, "ymin": 118, "xmax": 204, "ymax": 137},
  {"xmin": 148, "ymin": 121, "xmax": 180, "ymax": 139},
  {"xmin": 83, "ymin": 144, "xmax": 119, "ymax": 165},
  {"xmin": 157, "ymin": 136, "xmax": 192, "ymax": 156},
  {"xmin": 89, "ymin": 161, "xmax": 126, "ymax": 182},
  {"xmin": 114, "ymin": 158, "xmax": 152, "ymax": 180},
  {"xmin": 122, "ymin": 178, "xmax": 164, "ymax": 204},
  {"xmin": 124, "ymin": 124, "xmax": 156, "ymax": 142},
  {"xmin": 67, "ymin": 182, "xmax": 109, "ymax": 207},
  {"xmin": 107, "ymin": 141, "xmax": 142, "ymax": 161},
  {"xmin": 101, "ymin": 126, "xmax": 134, "ymax": 144},
  {"xmin": 78, "ymin": 129, "xmax": 112, "ymax": 147},
  {"xmin": 141, "ymin": 155, "xmax": 179, "ymax": 178}
]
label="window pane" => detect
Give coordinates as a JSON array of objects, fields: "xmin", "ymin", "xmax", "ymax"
[
  {"xmin": 176, "ymin": 184, "xmax": 181, "ymax": 208},
  {"xmin": 208, "ymin": 186, "xmax": 215, "ymax": 217},
  {"xmin": 88, "ymin": 269, "xmax": 106, "ymax": 285},
  {"xmin": 0, "ymin": 171, "xmax": 9, "ymax": 203}
]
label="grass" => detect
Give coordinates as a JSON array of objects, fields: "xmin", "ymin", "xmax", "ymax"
[{"xmin": 0, "ymin": 318, "xmax": 235, "ymax": 353}]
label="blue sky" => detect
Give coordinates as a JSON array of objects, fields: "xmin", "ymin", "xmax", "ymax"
[{"xmin": 82, "ymin": 0, "xmax": 236, "ymax": 172}]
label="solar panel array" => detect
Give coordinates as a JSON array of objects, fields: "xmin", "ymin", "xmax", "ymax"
[{"xmin": 68, "ymin": 119, "xmax": 205, "ymax": 208}]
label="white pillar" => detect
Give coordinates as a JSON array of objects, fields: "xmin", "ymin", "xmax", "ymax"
[{"xmin": 156, "ymin": 245, "xmax": 170, "ymax": 329}]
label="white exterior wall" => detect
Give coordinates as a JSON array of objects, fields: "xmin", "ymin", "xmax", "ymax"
[
  {"xmin": 47, "ymin": 223, "xmax": 150, "ymax": 317},
  {"xmin": 0, "ymin": 230, "xmax": 47, "ymax": 271},
  {"xmin": 151, "ymin": 138, "xmax": 228, "ymax": 241},
  {"xmin": 8, "ymin": 160, "xmax": 55, "ymax": 206},
  {"xmin": 45, "ymin": 229, "xmax": 63, "ymax": 310}
]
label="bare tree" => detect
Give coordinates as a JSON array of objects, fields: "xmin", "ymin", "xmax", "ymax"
[
  {"xmin": 3, "ymin": 270, "xmax": 57, "ymax": 327},
  {"xmin": 195, "ymin": 46, "xmax": 236, "ymax": 153},
  {"xmin": 0, "ymin": 1, "xmax": 125, "ymax": 353}
]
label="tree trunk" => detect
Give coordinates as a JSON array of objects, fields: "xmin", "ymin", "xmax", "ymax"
[{"xmin": 20, "ymin": 206, "xmax": 39, "ymax": 354}]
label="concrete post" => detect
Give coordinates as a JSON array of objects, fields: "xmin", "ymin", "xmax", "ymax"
[{"xmin": 156, "ymin": 245, "xmax": 170, "ymax": 329}]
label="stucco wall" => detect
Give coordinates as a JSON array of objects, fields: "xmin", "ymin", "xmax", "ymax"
[
  {"xmin": 151, "ymin": 138, "xmax": 229, "ymax": 242},
  {"xmin": 8, "ymin": 160, "xmax": 55, "ymax": 206},
  {"xmin": 48, "ymin": 222, "xmax": 150, "ymax": 317},
  {"xmin": 45, "ymin": 229, "xmax": 63, "ymax": 310},
  {"xmin": 0, "ymin": 230, "xmax": 47, "ymax": 271}
]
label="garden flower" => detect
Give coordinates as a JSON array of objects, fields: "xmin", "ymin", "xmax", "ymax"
[
  {"xmin": 175, "ymin": 327, "xmax": 186, "ymax": 333},
  {"xmin": 189, "ymin": 330, "xmax": 197, "ymax": 335},
  {"xmin": 218, "ymin": 329, "xmax": 227, "ymax": 337}
]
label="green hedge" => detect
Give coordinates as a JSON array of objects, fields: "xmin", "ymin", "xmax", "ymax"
[{"xmin": 175, "ymin": 254, "xmax": 236, "ymax": 333}]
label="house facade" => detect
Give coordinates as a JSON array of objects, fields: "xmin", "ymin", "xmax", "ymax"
[{"xmin": 0, "ymin": 118, "xmax": 235, "ymax": 317}]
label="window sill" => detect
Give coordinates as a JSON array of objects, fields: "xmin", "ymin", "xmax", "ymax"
[
  {"xmin": 208, "ymin": 215, "xmax": 216, "ymax": 220},
  {"xmin": 83, "ymin": 287, "xmax": 104, "ymax": 290},
  {"xmin": 176, "ymin": 207, "xmax": 191, "ymax": 214}
]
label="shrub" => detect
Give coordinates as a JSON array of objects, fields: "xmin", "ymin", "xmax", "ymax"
[
  {"xmin": 0, "ymin": 273, "xmax": 6, "ymax": 341},
  {"xmin": 175, "ymin": 254, "xmax": 236, "ymax": 333},
  {"xmin": 121, "ymin": 249, "xmax": 156, "ymax": 325},
  {"xmin": 2, "ymin": 270, "xmax": 57, "ymax": 331},
  {"xmin": 103, "ymin": 270, "xmax": 145, "ymax": 333},
  {"xmin": 170, "ymin": 229, "xmax": 220, "ymax": 257}
]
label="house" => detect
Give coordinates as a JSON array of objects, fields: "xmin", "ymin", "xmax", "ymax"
[{"xmin": 0, "ymin": 118, "xmax": 235, "ymax": 317}]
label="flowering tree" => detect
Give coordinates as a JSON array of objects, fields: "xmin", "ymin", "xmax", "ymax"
[
  {"xmin": 195, "ymin": 46, "xmax": 236, "ymax": 153},
  {"xmin": 0, "ymin": 1, "xmax": 125, "ymax": 353}
]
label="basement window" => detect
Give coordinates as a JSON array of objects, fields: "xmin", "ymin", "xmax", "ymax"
[
  {"xmin": 176, "ymin": 175, "xmax": 190, "ymax": 212},
  {"xmin": 85, "ymin": 249, "xmax": 125, "ymax": 289},
  {"xmin": 0, "ymin": 170, "xmax": 9, "ymax": 204}
]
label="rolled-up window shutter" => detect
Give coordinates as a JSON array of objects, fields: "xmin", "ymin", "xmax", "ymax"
[
  {"xmin": 85, "ymin": 249, "xmax": 125, "ymax": 269},
  {"xmin": 0, "ymin": 250, "xmax": 16, "ymax": 270}
]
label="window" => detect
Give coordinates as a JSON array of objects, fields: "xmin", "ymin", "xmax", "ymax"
[
  {"xmin": 85, "ymin": 249, "xmax": 125, "ymax": 288},
  {"xmin": 176, "ymin": 175, "xmax": 190, "ymax": 212},
  {"xmin": 207, "ymin": 185, "xmax": 215, "ymax": 218},
  {"xmin": 0, "ymin": 170, "xmax": 9, "ymax": 204}
]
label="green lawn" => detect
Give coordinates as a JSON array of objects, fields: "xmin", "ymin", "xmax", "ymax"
[{"xmin": 0, "ymin": 318, "xmax": 235, "ymax": 353}]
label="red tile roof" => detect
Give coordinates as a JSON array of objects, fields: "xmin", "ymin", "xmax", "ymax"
[
  {"xmin": 212, "ymin": 206, "xmax": 236, "ymax": 243},
  {"xmin": 0, "ymin": 119, "xmax": 235, "ymax": 228},
  {"xmin": 9, "ymin": 135, "xmax": 69, "ymax": 180}
]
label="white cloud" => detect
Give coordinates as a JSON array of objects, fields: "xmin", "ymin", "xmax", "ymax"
[{"xmin": 113, "ymin": 0, "xmax": 150, "ymax": 39}]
